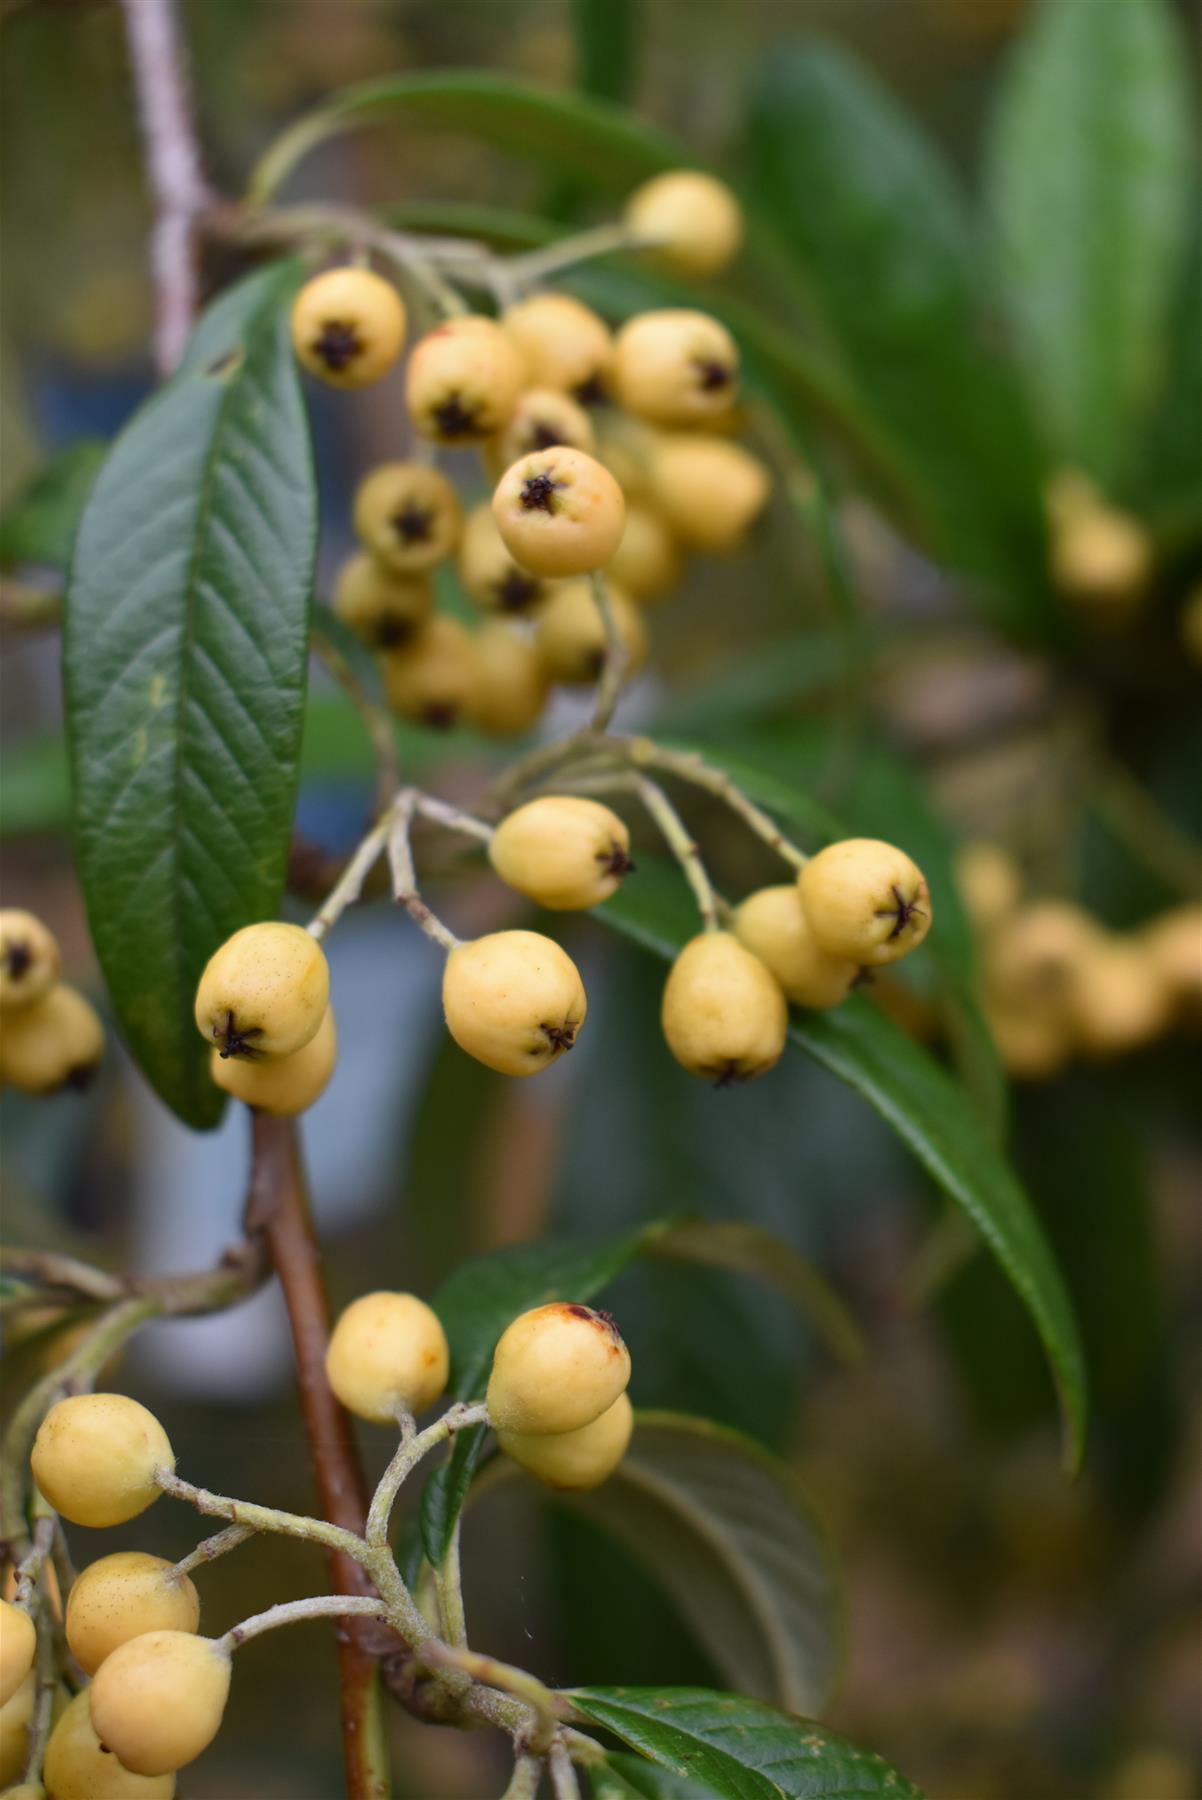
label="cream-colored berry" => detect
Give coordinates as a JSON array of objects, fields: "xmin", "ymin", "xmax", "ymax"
[
  {"xmin": 458, "ymin": 504, "xmax": 549, "ymax": 615},
  {"xmin": 0, "ymin": 1673, "xmax": 36, "ymax": 1788},
  {"xmin": 382, "ymin": 615, "xmax": 480, "ymax": 729},
  {"xmin": 955, "ymin": 842, "xmax": 1022, "ymax": 935},
  {"xmin": 502, "ymin": 295, "xmax": 613, "ymax": 400},
  {"xmin": 1050, "ymin": 506, "xmax": 1152, "ymax": 616},
  {"xmin": 353, "ymin": 462, "xmax": 462, "ymax": 574},
  {"xmin": 799, "ymin": 839, "xmax": 931, "ymax": 967},
  {"xmin": 443, "ymin": 930, "xmax": 587, "ymax": 1078},
  {"xmin": 0, "ymin": 910, "xmax": 60, "ymax": 1009},
  {"xmin": 0, "ymin": 985, "xmax": 104, "ymax": 1094},
  {"xmin": 89, "ymin": 1632, "xmax": 230, "ymax": 1776},
  {"xmin": 595, "ymin": 415, "xmax": 660, "ymax": 498},
  {"xmin": 406, "ymin": 315, "xmax": 524, "ymax": 443},
  {"xmin": 44, "ymin": 1688, "xmax": 175, "ymax": 1799},
  {"xmin": 661, "ymin": 931, "xmax": 788, "ymax": 1083},
  {"xmin": 606, "ymin": 501, "xmax": 683, "ymax": 604},
  {"xmin": 194, "ymin": 922, "xmax": 329, "ymax": 1061},
  {"xmin": 533, "ymin": 578, "xmax": 648, "ymax": 686},
  {"xmin": 613, "ymin": 309, "xmax": 739, "ymax": 426},
  {"xmin": 499, "ymin": 1391, "xmax": 633, "ymax": 1491},
  {"xmin": 733, "ymin": 885, "xmax": 857, "ymax": 1008},
  {"xmin": 624, "ymin": 170, "xmax": 744, "ymax": 276},
  {"xmin": 1142, "ymin": 904, "xmax": 1202, "ymax": 1016},
  {"xmin": 210, "ymin": 1004, "xmax": 336, "ymax": 1116},
  {"xmin": 984, "ymin": 902, "xmax": 1099, "ymax": 1022},
  {"xmin": 647, "ymin": 434, "xmax": 770, "ymax": 553},
  {"xmin": 491, "ymin": 386, "xmax": 596, "ymax": 470},
  {"xmin": 325, "ymin": 1292, "xmax": 450, "ymax": 1424},
  {"xmin": 332, "ymin": 552, "xmax": 433, "ymax": 648},
  {"xmin": 290, "ymin": 267, "xmax": 407, "ymax": 389},
  {"xmin": 492, "ymin": 447, "xmax": 626, "ymax": 578},
  {"xmin": 1071, "ymin": 936, "xmax": 1170, "ymax": 1057},
  {"xmin": 467, "ymin": 622, "xmax": 551, "ymax": 737},
  {"xmin": 31, "ymin": 1394, "xmax": 174, "ymax": 1529},
  {"xmin": 66, "ymin": 1553, "xmax": 200, "ymax": 1676},
  {"xmin": 0, "ymin": 1601, "xmax": 35, "ymax": 1708},
  {"xmin": 984, "ymin": 1000, "xmax": 1072, "ymax": 1082},
  {"xmin": 487, "ymin": 1302, "xmax": 630, "ymax": 1435},
  {"xmin": 490, "ymin": 796, "xmax": 632, "ymax": 911}
]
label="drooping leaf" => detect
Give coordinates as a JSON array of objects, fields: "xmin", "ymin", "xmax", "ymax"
[
  {"xmin": 570, "ymin": 1687, "xmax": 925, "ymax": 1799},
  {"xmin": 0, "ymin": 440, "xmax": 106, "ymax": 572},
  {"xmin": 987, "ymin": 0, "xmax": 1194, "ymax": 482},
  {"xmin": 63, "ymin": 263, "xmax": 316, "ymax": 1127}
]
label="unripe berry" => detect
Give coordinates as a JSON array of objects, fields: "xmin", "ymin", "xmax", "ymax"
[
  {"xmin": 66, "ymin": 1552, "xmax": 200, "ymax": 1676},
  {"xmin": 0, "ymin": 984, "xmax": 104, "ymax": 1094},
  {"xmin": 1050, "ymin": 505, "xmax": 1152, "ymax": 616},
  {"xmin": 492, "ymin": 447, "xmax": 626, "ymax": 578},
  {"xmin": 955, "ymin": 841, "xmax": 1022, "ymax": 935},
  {"xmin": 799, "ymin": 839, "xmax": 932, "ymax": 967},
  {"xmin": 0, "ymin": 1600, "xmax": 35, "ymax": 1707},
  {"xmin": 353, "ymin": 462, "xmax": 463, "ymax": 574},
  {"xmin": 613, "ymin": 309, "xmax": 739, "ymax": 426},
  {"xmin": 533, "ymin": 579, "xmax": 648, "ymax": 686},
  {"xmin": 1072, "ymin": 936, "xmax": 1169, "ymax": 1057},
  {"xmin": 194, "ymin": 922, "xmax": 329, "ymax": 1061},
  {"xmin": 647, "ymin": 434, "xmax": 770, "ymax": 553},
  {"xmin": 332, "ymin": 552, "xmax": 434, "ymax": 648},
  {"xmin": 210, "ymin": 1004, "xmax": 336, "ymax": 1115},
  {"xmin": 458, "ymin": 504, "xmax": 549, "ymax": 615},
  {"xmin": 406, "ymin": 316, "xmax": 524, "ymax": 443},
  {"xmin": 290, "ymin": 267, "xmax": 406, "ymax": 389},
  {"xmin": 467, "ymin": 622, "xmax": 551, "ymax": 737},
  {"xmin": 624, "ymin": 170, "xmax": 744, "ymax": 276},
  {"xmin": 382, "ymin": 615, "xmax": 480, "ymax": 729},
  {"xmin": 487, "ymin": 1302, "xmax": 630, "ymax": 1435},
  {"xmin": 89, "ymin": 1632, "xmax": 231, "ymax": 1776},
  {"xmin": 0, "ymin": 1672, "xmax": 35, "ymax": 1787},
  {"xmin": 443, "ymin": 930, "xmax": 587, "ymax": 1077},
  {"xmin": 499, "ymin": 1390, "xmax": 633, "ymax": 1491},
  {"xmin": 733, "ymin": 885, "xmax": 857, "ymax": 1008},
  {"xmin": 0, "ymin": 910, "xmax": 60, "ymax": 1009},
  {"xmin": 31, "ymin": 1394, "xmax": 174, "ymax": 1528},
  {"xmin": 502, "ymin": 295, "xmax": 613, "ymax": 401},
  {"xmin": 325, "ymin": 1291, "xmax": 450, "ymax": 1423},
  {"xmin": 44, "ymin": 1689, "xmax": 175, "ymax": 1799},
  {"xmin": 606, "ymin": 501, "xmax": 682, "ymax": 604},
  {"xmin": 661, "ymin": 931, "xmax": 788, "ymax": 1083},
  {"xmin": 489, "ymin": 796, "xmax": 632, "ymax": 911},
  {"xmin": 491, "ymin": 386, "xmax": 596, "ymax": 470}
]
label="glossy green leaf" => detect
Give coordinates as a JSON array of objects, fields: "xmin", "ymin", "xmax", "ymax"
[
  {"xmin": 63, "ymin": 263, "xmax": 316, "ymax": 1127},
  {"xmin": 987, "ymin": 0, "xmax": 1194, "ymax": 482},
  {"xmin": 570, "ymin": 1687, "xmax": 925, "ymax": 1798},
  {"xmin": 596, "ymin": 1754, "xmax": 720, "ymax": 1800},
  {"xmin": 0, "ymin": 440, "xmax": 106, "ymax": 571}
]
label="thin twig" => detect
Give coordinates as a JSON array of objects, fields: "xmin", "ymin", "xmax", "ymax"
[
  {"xmin": 633, "ymin": 775, "xmax": 720, "ymax": 930},
  {"xmin": 222, "ymin": 1593, "xmax": 388, "ymax": 1653},
  {"xmin": 420, "ymin": 1643, "xmax": 561, "ymax": 1751},
  {"xmin": 171, "ymin": 1523, "xmax": 255, "ymax": 1580},
  {"xmin": 500, "ymin": 1752, "xmax": 545, "ymax": 1800},
  {"xmin": 628, "ymin": 737, "xmax": 810, "ymax": 870},
  {"xmin": 365, "ymin": 1404, "xmax": 488, "ymax": 1549},
  {"xmin": 549, "ymin": 1738, "xmax": 583, "ymax": 1800},
  {"xmin": 503, "ymin": 222, "xmax": 654, "ymax": 288},
  {"xmin": 387, "ymin": 795, "xmax": 462, "ymax": 950},
  {"xmin": 307, "ymin": 817, "xmax": 391, "ymax": 942}
]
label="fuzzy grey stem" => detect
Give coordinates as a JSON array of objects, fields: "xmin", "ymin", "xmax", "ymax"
[{"xmin": 221, "ymin": 1593, "xmax": 387, "ymax": 1653}]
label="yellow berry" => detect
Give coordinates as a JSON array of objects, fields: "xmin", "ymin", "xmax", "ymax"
[
  {"xmin": 624, "ymin": 170, "xmax": 743, "ymax": 276},
  {"xmin": 352, "ymin": 462, "xmax": 463, "ymax": 574},
  {"xmin": 0, "ymin": 1672, "xmax": 36, "ymax": 1787},
  {"xmin": 1050, "ymin": 505, "xmax": 1152, "ymax": 616},
  {"xmin": 499, "ymin": 1391, "xmax": 633, "ymax": 1491},
  {"xmin": 1071, "ymin": 935, "xmax": 1169, "ymax": 1057},
  {"xmin": 458, "ymin": 504, "xmax": 549, "ymax": 615},
  {"xmin": 492, "ymin": 447, "xmax": 626, "ymax": 578},
  {"xmin": 733, "ymin": 885, "xmax": 857, "ymax": 1008},
  {"xmin": 613, "ymin": 309, "xmax": 739, "ymax": 426},
  {"xmin": 489, "ymin": 796, "xmax": 632, "ymax": 911},
  {"xmin": 382, "ymin": 615, "xmax": 480, "ymax": 729},
  {"xmin": 290, "ymin": 267, "xmax": 406, "ymax": 389},
  {"xmin": 1043, "ymin": 467, "xmax": 1099, "ymax": 527},
  {"xmin": 984, "ymin": 902, "xmax": 1099, "ymax": 1022},
  {"xmin": 491, "ymin": 386, "xmax": 596, "ymax": 469},
  {"xmin": 1142, "ymin": 904, "xmax": 1202, "ymax": 1017},
  {"xmin": 799, "ymin": 839, "xmax": 932, "ymax": 967},
  {"xmin": 89, "ymin": 1632, "xmax": 231, "ymax": 1776},
  {"xmin": 332, "ymin": 552, "xmax": 433, "ymax": 648},
  {"xmin": 194, "ymin": 922, "xmax": 328, "ymax": 1061},
  {"xmin": 325, "ymin": 1292, "xmax": 450, "ymax": 1424},
  {"xmin": 595, "ymin": 414, "xmax": 660, "ymax": 499},
  {"xmin": 533, "ymin": 579, "xmax": 648, "ymax": 686},
  {"xmin": 661, "ymin": 931, "xmax": 788, "ymax": 1083},
  {"xmin": 443, "ymin": 930, "xmax": 587, "ymax": 1077},
  {"xmin": 606, "ymin": 501, "xmax": 682, "ymax": 604},
  {"xmin": 405, "ymin": 315, "xmax": 524, "ymax": 443},
  {"xmin": 32, "ymin": 1394, "xmax": 173, "ymax": 1529},
  {"xmin": 44, "ymin": 1689, "xmax": 175, "ymax": 1799},
  {"xmin": 0, "ymin": 985, "xmax": 104, "ymax": 1095},
  {"xmin": 0, "ymin": 1600, "xmax": 35, "ymax": 1708},
  {"xmin": 502, "ymin": 295, "xmax": 613, "ymax": 400},
  {"xmin": 955, "ymin": 842, "xmax": 1022, "ymax": 935},
  {"xmin": 2, "ymin": 1784, "xmax": 47, "ymax": 1800},
  {"xmin": 210, "ymin": 1003, "xmax": 336, "ymax": 1115},
  {"xmin": 647, "ymin": 434, "xmax": 770, "ymax": 552},
  {"xmin": 466, "ymin": 622, "xmax": 551, "ymax": 737},
  {"xmin": 66, "ymin": 1553, "xmax": 199, "ymax": 1677},
  {"xmin": 0, "ymin": 910, "xmax": 60, "ymax": 1010},
  {"xmin": 487, "ymin": 1302, "xmax": 630, "ymax": 1435},
  {"xmin": 984, "ymin": 1000, "xmax": 1072, "ymax": 1082}
]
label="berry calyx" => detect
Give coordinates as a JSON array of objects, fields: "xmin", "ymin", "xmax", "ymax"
[
  {"xmin": 798, "ymin": 839, "xmax": 931, "ymax": 967},
  {"xmin": 442, "ymin": 930, "xmax": 587, "ymax": 1077},
  {"xmin": 194, "ymin": 922, "xmax": 329, "ymax": 1061},
  {"xmin": 31, "ymin": 1393, "xmax": 174, "ymax": 1528},
  {"xmin": 487, "ymin": 1302, "xmax": 631, "ymax": 1436},
  {"xmin": 489, "ymin": 796, "xmax": 633, "ymax": 911},
  {"xmin": 88, "ymin": 1632, "xmax": 231, "ymax": 1776},
  {"xmin": 66, "ymin": 1552, "xmax": 200, "ymax": 1676},
  {"xmin": 499, "ymin": 1391, "xmax": 633, "ymax": 1491},
  {"xmin": 325, "ymin": 1291, "xmax": 450, "ymax": 1423}
]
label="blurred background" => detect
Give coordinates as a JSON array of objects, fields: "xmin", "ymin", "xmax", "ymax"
[{"xmin": 2, "ymin": 2, "xmax": 1201, "ymax": 1796}]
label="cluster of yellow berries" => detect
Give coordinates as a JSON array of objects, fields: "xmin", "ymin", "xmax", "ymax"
[
  {"xmin": 194, "ymin": 919, "xmax": 336, "ymax": 1115},
  {"xmin": 0, "ymin": 911, "xmax": 104, "ymax": 1097},
  {"xmin": 289, "ymin": 171, "xmax": 770, "ymax": 735},
  {"xmin": 958, "ymin": 843, "xmax": 1201, "ymax": 1079}
]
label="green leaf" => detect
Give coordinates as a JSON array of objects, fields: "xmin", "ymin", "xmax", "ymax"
[
  {"xmin": 987, "ymin": 0, "xmax": 1194, "ymax": 483},
  {"xmin": 63, "ymin": 263, "xmax": 316, "ymax": 1128},
  {"xmin": 570, "ymin": 1687, "xmax": 925, "ymax": 1799},
  {"xmin": 748, "ymin": 41, "xmax": 1049, "ymax": 639},
  {"xmin": 0, "ymin": 441, "xmax": 106, "ymax": 571},
  {"xmin": 571, "ymin": 0, "xmax": 636, "ymax": 103},
  {"xmin": 596, "ymin": 1754, "xmax": 720, "ymax": 1800}
]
